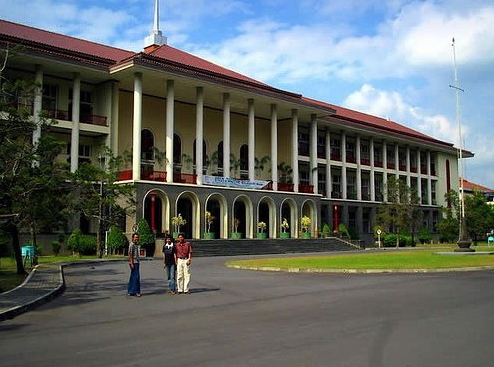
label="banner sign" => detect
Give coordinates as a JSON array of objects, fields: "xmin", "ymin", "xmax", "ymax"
[{"xmin": 203, "ymin": 175, "xmax": 269, "ymax": 189}]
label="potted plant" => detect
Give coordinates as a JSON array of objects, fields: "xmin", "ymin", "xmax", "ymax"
[
  {"xmin": 280, "ymin": 218, "xmax": 290, "ymax": 238},
  {"xmin": 257, "ymin": 221, "xmax": 267, "ymax": 239},
  {"xmin": 204, "ymin": 211, "xmax": 216, "ymax": 239},
  {"xmin": 231, "ymin": 217, "xmax": 242, "ymax": 239},
  {"xmin": 171, "ymin": 213, "xmax": 186, "ymax": 238},
  {"xmin": 301, "ymin": 215, "xmax": 311, "ymax": 239}
]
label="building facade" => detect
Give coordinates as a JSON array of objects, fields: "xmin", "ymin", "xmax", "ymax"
[{"xmin": 0, "ymin": 18, "xmax": 466, "ymax": 246}]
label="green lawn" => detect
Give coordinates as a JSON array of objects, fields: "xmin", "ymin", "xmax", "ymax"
[{"xmin": 226, "ymin": 247, "xmax": 494, "ymax": 272}]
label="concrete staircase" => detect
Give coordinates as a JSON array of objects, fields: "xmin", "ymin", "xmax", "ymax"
[{"xmin": 188, "ymin": 237, "xmax": 362, "ymax": 257}]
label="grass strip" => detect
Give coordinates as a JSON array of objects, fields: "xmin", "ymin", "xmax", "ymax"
[{"xmin": 226, "ymin": 249, "xmax": 494, "ymax": 271}]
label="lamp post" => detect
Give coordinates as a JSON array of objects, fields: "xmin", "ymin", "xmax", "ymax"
[{"xmin": 450, "ymin": 38, "xmax": 473, "ymax": 252}]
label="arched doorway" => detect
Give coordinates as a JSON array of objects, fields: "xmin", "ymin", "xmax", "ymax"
[
  {"xmin": 281, "ymin": 198, "xmax": 297, "ymax": 238},
  {"xmin": 144, "ymin": 191, "xmax": 162, "ymax": 234}
]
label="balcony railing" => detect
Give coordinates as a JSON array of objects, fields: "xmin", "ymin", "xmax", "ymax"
[
  {"xmin": 299, "ymin": 184, "xmax": 314, "ymax": 194},
  {"xmin": 45, "ymin": 109, "xmax": 108, "ymax": 126},
  {"xmin": 278, "ymin": 183, "xmax": 294, "ymax": 192}
]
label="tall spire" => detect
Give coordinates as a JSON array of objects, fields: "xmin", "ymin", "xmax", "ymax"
[{"xmin": 144, "ymin": 0, "xmax": 167, "ymax": 50}]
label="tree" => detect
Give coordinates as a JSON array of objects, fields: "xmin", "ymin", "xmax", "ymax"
[
  {"xmin": 437, "ymin": 190, "xmax": 459, "ymax": 242},
  {"xmin": 0, "ymin": 70, "xmax": 70, "ymax": 274},
  {"xmin": 465, "ymin": 190, "xmax": 494, "ymax": 244},
  {"xmin": 375, "ymin": 176, "xmax": 422, "ymax": 247},
  {"xmin": 69, "ymin": 147, "xmax": 136, "ymax": 258},
  {"xmin": 137, "ymin": 218, "xmax": 154, "ymax": 255},
  {"xmin": 107, "ymin": 225, "xmax": 128, "ymax": 255}
]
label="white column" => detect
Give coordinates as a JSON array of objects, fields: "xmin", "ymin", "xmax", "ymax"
[
  {"xmin": 165, "ymin": 80, "xmax": 174, "ymax": 183},
  {"xmin": 356, "ymin": 135, "xmax": 362, "ymax": 200},
  {"xmin": 406, "ymin": 146, "xmax": 411, "ymax": 187},
  {"xmin": 310, "ymin": 114, "xmax": 318, "ymax": 193},
  {"xmin": 270, "ymin": 104, "xmax": 278, "ymax": 190},
  {"xmin": 195, "ymin": 87, "xmax": 204, "ymax": 185},
  {"xmin": 248, "ymin": 99, "xmax": 255, "ymax": 181},
  {"xmin": 341, "ymin": 133, "xmax": 347, "ymax": 199},
  {"xmin": 394, "ymin": 143, "xmax": 399, "ymax": 177},
  {"xmin": 223, "ymin": 93, "xmax": 231, "ymax": 178},
  {"xmin": 291, "ymin": 109, "xmax": 299, "ymax": 192},
  {"xmin": 383, "ymin": 140, "xmax": 388, "ymax": 202},
  {"xmin": 110, "ymin": 81, "xmax": 120, "ymax": 153},
  {"xmin": 32, "ymin": 65, "xmax": 43, "ymax": 147},
  {"xmin": 427, "ymin": 152, "xmax": 432, "ymax": 205},
  {"xmin": 325, "ymin": 128, "xmax": 331, "ymax": 198},
  {"xmin": 417, "ymin": 149, "xmax": 422, "ymax": 202},
  {"xmin": 132, "ymin": 72, "xmax": 143, "ymax": 180},
  {"xmin": 70, "ymin": 73, "xmax": 81, "ymax": 173},
  {"xmin": 370, "ymin": 138, "xmax": 375, "ymax": 201}
]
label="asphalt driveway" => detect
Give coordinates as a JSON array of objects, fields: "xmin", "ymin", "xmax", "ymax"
[{"xmin": 0, "ymin": 255, "xmax": 493, "ymax": 367}]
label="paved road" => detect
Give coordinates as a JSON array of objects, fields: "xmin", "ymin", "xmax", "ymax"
[{"xmin": 0, "ymin": 256, "xmax": 493, "ymax": 367}]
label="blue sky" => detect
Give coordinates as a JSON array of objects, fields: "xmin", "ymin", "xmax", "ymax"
[{"xmin": 2, "ymin": 0, "xmax": 494, "ymax": 188}]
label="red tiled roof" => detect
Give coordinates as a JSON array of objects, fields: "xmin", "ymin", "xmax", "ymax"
[
  {"xmin": 146, "ymin": 44, "xmax": 270, "ymax": 88},
  {"xmin": 462, "ymin": 179, "xmax": 494, "ymax": 193},
  {"xmin": 302, "ymin": 96, "xmax": 447, "ymax": 145},
  {"xmin": 0, "ymin": 19, "xmax": 134, "ymax": 62}
]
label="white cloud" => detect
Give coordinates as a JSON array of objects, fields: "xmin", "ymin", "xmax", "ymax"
[{"xmin": 343, "ymin": 84, "xmax": 458, "ymax": 143}]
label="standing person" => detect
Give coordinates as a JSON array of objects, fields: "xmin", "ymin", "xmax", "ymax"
[
  {"xmin": 175, "ymin": 233, "xmax": 192, "ymax": 294},
  {"xmin": 163, "ymin": 235, "xmax": 177, "ymax": 295},
  {"xmin": 127, "ymin": 233, "xmax": 141, "ymax": 297}
]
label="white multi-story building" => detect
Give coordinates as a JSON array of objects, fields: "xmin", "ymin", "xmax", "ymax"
[{"xmin": 0, "ymin": 16, "xmax": 467, "ymax": 247}]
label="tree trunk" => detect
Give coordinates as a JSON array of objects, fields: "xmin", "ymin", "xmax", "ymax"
[{"xmin": 9, "ymin": 222, "xmax": 27, "ymax": 275}]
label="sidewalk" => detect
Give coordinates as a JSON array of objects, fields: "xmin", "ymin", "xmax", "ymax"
[{"xmin": 0, "ymin": 263, "xmax": 65, "ymax": 322}]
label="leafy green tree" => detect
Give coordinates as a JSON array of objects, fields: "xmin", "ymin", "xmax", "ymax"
[
  {"xmin": 106, "ymin": 225, "xmax": 128, "ymax": 255},
  {"xmin": 375, "ymin": 176, "xmax": 422, "ymax": 247},
  {"xmin": 0, "ymin": 72, "xmax": 70, "ymax": 274},
  {"xmin": 437, "ymin": 190, "xmax": 459, "ymax": 242},
  {"xmin": 69, "ymin": 147, "xmax": 136, "ymax": 258},
  {"xmin": 137, "ymin": 218, "xmax": 155, "ymax": 255},
  {"xmin": 465, "ymin": 190, "xmax": 494, "ymax": 244}
]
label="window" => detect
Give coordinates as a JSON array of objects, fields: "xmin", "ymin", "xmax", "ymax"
[
  {"xmin": 43, "ymin": 84, "xmax": 58, "ymax": 112},
  {"xmin": 317, "ymin": 133, "xmax": 326, "ymax": 159},
  {"xmin": 240, "ymin": 144, "xmax": 248, "ymax": 171},
  {"xmin": 173, "ymin": 134, "xmax": 181, "ymax": 164},
  {"xmin": 69, "ymin": 88, "xmax": 93, "ymax": 122},
  {"xmin": 217, "ymin": 141, "xmax": 224, "ymax": 168},
  {"xmin": 330, "ymin": 137, "xmax": 341, "ymax": 160},
  {"xmin": 346, "ymin": 140, "xmax": 356, "ymax": 163},
  {"xmin": 141, "ymin": 129, "xmax": 154, "ymax": 161},
  {"xmin": 298, "ymin": 128, "xmax": 309, "ymax": 156}
]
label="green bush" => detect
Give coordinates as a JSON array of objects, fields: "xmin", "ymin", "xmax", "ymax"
[
  {"xmin": 78, "ymin": 235, "xmax": 96, "ymax": 255},
  {"xmin": 51, "ymin": 240, "xmax": 62, "ymax": 256},
  {"xmin": 107, "ymin": 225, "xmax": 128, "ymax": 254},
  {"xmin": 418, "ymin": 227, "xmax": 432, "ymax": 244},
  {"xmin": 382, "ymin": 234, "xmax": 414, "ymax": 247},
  {"xmin": 67, "ymin": 229, "xmax": 96, "ymax": 255}
]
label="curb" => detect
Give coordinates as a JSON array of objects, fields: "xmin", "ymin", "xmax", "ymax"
[
  {"xmin": 0, "ymin": 264, "xmax": 65, "ymax": 322},
  {"xmin": 227, "ymin": 264, "xmax": 494, "ymax": 274}
]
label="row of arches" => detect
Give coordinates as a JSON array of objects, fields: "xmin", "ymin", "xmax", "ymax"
[{"xmin": 142, "ymin": 189, "xmax": 318, "ymax": 239}]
